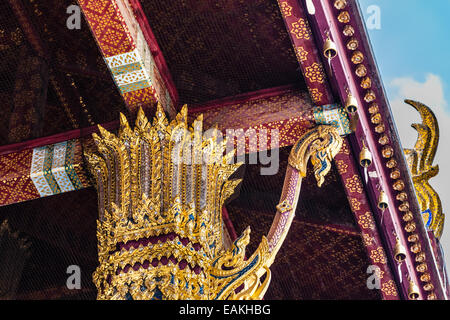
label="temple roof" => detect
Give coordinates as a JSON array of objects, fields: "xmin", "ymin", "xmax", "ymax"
[{"xmin": 0, "ymin": 0, "xmax": 448, "ymax": 300}]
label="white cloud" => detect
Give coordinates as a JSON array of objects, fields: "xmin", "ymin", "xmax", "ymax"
[{"xmin": 389, "ymin": 74, "xmax": 450, "ymax": 271}]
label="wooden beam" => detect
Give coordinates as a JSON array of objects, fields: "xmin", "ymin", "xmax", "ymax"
[
  {"xmin": 0, "ymin": 86, "xmax": 317, "ymax": 206},
  {"xmin": 190, "ymin": 85, "xmax": 318, "ymax": 154},
  {"xmin": 0, "ymin": 139, "xmax": 90, "ymax": 207},
  {"xmin": 77, "ymin": 0, "xmax": 177, "ymax": 116},
  {"xmin": 0, "ymin": 119, "xmax": 121, "ymax": 207},
  {"xmin": 276, "ymin": 0, "xmax": 335, "ymax": 105}
]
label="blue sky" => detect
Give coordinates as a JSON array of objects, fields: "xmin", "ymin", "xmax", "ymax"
[
  {"xmin": 358, "ymin": 0, "xmax": 450, "ymax": 271},
  {"xmin": 358, "ymin": 0, "xmax": 450, "ymax": 107}
]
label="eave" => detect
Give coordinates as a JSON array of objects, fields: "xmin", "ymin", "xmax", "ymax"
[{"xmin": 303, "ymin": 0, "xmax": 447, "ymax": 299}]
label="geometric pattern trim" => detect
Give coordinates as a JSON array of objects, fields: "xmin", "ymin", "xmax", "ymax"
[
  {"xmin": 30, "ymin": 140, "xmax": 88, "ymax": 198},
  {"xmin": 112, "ymin": 69, "xmax": 147, "ymax": 87},
  {"xmin": 105, "ymin": 49, "xmax": 152, "ymax": 94},
  {"xmin": 105, "ymin": 50, "xmax": 141, "ymax": 69},
  {"xmin": 77, "ymin": 0, "xmax": 134, "ymax": 57},
  {"xmin": 30, "ymin": 146, "xmax": 59, "ymax": 197},
  {"xmin": 52, "ymin": 141, "xmax": 77, "ymax": 192},
  {"xmin": 314, "ymin": 104, "xmax": 351, "ymax": 136}
]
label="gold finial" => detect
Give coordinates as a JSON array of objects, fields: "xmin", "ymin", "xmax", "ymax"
[
  {"xmin": 403, "ymin": 100, "xmax": 444, "ymax": 238},
  {"xmin": 359, "ymin": 140, "xmax": 372, "ymax": 168}
]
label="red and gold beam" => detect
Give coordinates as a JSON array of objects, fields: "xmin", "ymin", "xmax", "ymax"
[
  {"xmin": 77, "ymin": 0, "xmax": 177, "ymax": 116},
  {"xmin": 0, "ymin": 139, "xmax": 90, "ymax": 207},
  {"xmin": 0, "ymin": 86, "xmax": 318, "ymax": 207},
  {"xmin": 0, "ymin": 121, "xmax": 119, "ymax": 207},
  {"xmin": 0, "ymin": 83, "xmax": 350, "ymax": 207},
  {"xmin": 190, "ymin": 85, "xmax": 317, "ymax": 153}
]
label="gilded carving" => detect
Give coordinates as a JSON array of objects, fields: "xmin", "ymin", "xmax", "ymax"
[
  {"xmin": 86, "ymin": 105, "xmax": 272, "ymax": 300},
  {"xmin": 288, "ymin": 125, "xmax": 343, "ymax": 187},
  {"xmin": 267, "ymin": 125, "xmax": 343, "ymax": 267},
  {"xmin": 403, "ymin": 100, "xmax": 444, "ymax": 238},
  {"xmin": 343, "ymin": 25, "xmax": 355, "ymax": 37},
  {"xmin": 86, "ymin": 106, "xmax": 343, "ymax": 300},
  {"xmin": 337, "ymin": 11, "xmax": 350, "ymax": 23}
]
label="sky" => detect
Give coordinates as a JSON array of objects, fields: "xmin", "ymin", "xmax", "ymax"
[{"xmin": 357, "ymin": 0, "xmax": 450, "ymax": 270}]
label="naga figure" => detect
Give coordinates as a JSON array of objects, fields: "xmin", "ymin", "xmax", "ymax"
[{"xmin": 403, "ymin": 100, "xmax": 444, "ymax": 239}]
